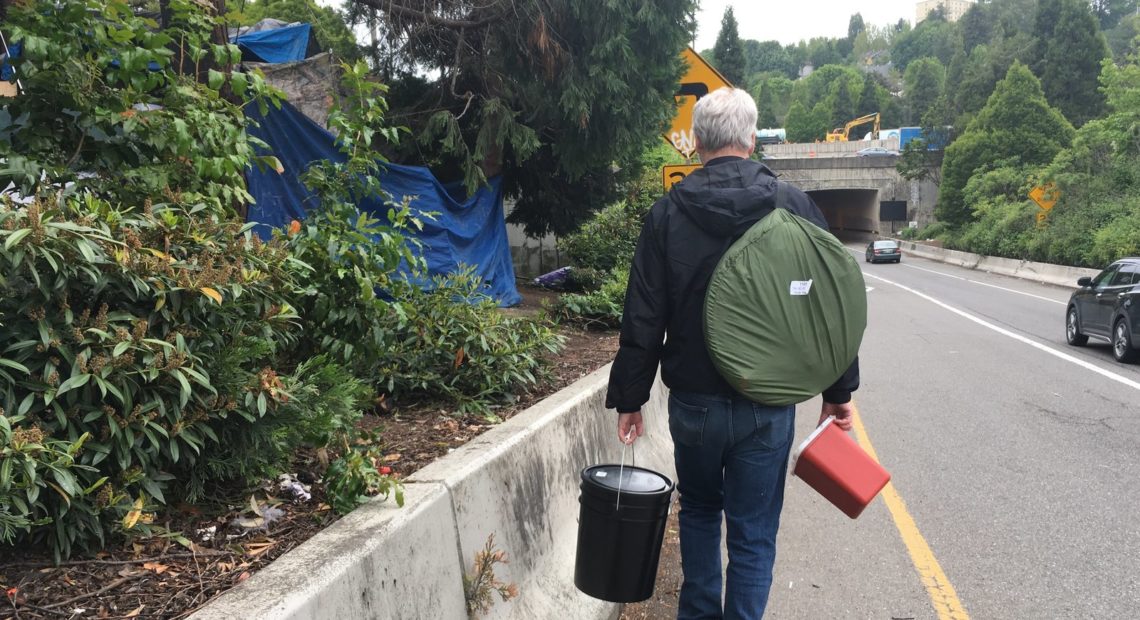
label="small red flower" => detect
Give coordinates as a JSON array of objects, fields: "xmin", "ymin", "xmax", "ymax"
[
  {"xmin": 288, "ymin": 220, "xmax": 301, "ymax": 236},
  {"xmin": 6, "ymin": 587, "xmax": 17, "ymax": 600},
  {"xmin": 378, "ymin": 466, "xmax": 393, "ymax": 475}
]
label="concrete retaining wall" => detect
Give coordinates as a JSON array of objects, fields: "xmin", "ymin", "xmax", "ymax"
[
  {"xmin": 897, "ymin": 241, "xmax": 1099, "ymax": 288},
  {"xmin": 191, "ymin": 365, "xmax": 674, "ymax": 620}
]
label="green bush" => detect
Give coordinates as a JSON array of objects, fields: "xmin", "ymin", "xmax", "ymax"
[
  {"xmin": 379, "ymin": 270, "xmax": 563, "ymax": 416},
  {"xmin": 555, "ymin": 266, "xmax": 630, "ymax": 328},
  {"xmin": 0, "ymin": 193, "xmax": 304, "ymax": 558},
  {"xmin": 559, "ymin": 167, "xmax": 660, "ymax": 278}
]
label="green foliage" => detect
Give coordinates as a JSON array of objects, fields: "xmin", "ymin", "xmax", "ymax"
[
  {"xmin": 903, "ymin": 58, "xmax": 946, "ymax": 126},
  {"xmin": 378, "ymin": 270, "xmax": 562, "ymax": 415},
  {"xmin": 556, "ymin": 266, "xmax": 630, "ymax": 328},
  {"xmin": 324, "ymin": 428, "xmax": 404, "ymax": 515},
  {"xmin": 891, "ymin": 16, "xmax": 962, "ymax": 71},
  {"xmin": 937, "ymin": 63, "xmax": 1074, "ymax": 225},
  {"xmin": 743, "ymin": 41, "xmax": 798, "ymax": 81},
  {"xmin": 0, "ymin": 0, "xmax": 280, "ymax": 216},
  {"xmin": 0, "ymin": 192, "xmax": 302, "ymax": 559},
  {"xmin": 1040, "ymin": 0, "xmax": 1111, "ymax": 126},
  {"xmin": 960, "ymin": 3, "xmax": 993, "ymax": 54},
  {"xmin": 713, "ymin": 8, "xmax": 746, "ymax": 85},
  {"xmin": 379, "ymin": 0, "xmax": 697, "ymax": 237}
]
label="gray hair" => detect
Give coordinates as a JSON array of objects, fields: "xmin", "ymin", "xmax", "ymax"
[{"xmin": 692, "ymin": 87, "xmax": 757, "ymax": 153}]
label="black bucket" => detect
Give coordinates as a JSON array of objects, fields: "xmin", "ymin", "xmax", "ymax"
[{"xmin": 573, "ymin": 464, "xmax": 675, "ymax": 603}]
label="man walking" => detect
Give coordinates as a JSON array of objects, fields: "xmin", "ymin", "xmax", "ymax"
[{"xmin": 605, "ymin": 87, "xmax": 860, "ymax": 619}]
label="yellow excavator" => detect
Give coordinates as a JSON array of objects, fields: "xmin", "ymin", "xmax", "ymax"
[{"xmin": 826, "ymin": 113, "xmax": 880, "ymax": 142}]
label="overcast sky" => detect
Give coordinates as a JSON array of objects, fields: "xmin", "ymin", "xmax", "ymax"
[{"xmin": 692, "ymin": 1, "xmax": 918, "ymax": 49}]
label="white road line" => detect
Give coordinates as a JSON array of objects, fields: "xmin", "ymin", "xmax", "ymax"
[
  {"xmin": 902, "ymin": 263, "xmax": 1066, "ymax": 306},
  {"xmin": 847, "ymin": 246, "xmax": 1066, "ymax": 306},
  {"xmin": 863, "ymin": 271, "xmax": 1140, "ymax": 393}
]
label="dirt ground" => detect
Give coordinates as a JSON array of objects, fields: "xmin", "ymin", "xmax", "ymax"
[{"xmin": 0, "ymin": 286, "xmax": 622, "ymax": 620}]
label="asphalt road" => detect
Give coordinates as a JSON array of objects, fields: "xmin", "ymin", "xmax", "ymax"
[{"xmin": 764, "ymin": 248, "xmax": 1140, "ymax": 619}]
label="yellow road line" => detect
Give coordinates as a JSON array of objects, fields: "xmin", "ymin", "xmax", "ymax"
[{"xmin": 850, "ymin": 402, "xmax": 970, "ymax": 620}]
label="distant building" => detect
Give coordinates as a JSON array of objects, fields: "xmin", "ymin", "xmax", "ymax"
[{"xmin": 916, "ymin": 0, "xmax": 974, "ymax": 23}]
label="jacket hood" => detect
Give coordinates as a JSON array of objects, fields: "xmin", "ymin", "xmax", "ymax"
[{"xmin": 669, "ymin": 158, "xmax": 779, "ymax": 237}]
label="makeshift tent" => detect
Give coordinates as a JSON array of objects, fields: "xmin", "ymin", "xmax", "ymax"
[
  {"xmin": 244, "ymin": 100, "xmax": 522, "ymax": 307},
  {"xmin": 232, "ymin": 20, "xmax": 312, "ymax": 64}
]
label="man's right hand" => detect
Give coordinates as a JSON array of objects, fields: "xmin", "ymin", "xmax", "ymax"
[
  {"xmin": 819, "ymin": 401, "xmax": 854, "ymax": 432},
  {"xmin": 618, "ymin": 412, "xmax": 644, "ymax": 445}
]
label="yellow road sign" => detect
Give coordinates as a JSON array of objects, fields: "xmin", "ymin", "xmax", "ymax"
[
  {"xmin": 1029, "ymin": 183, "xmax": 1060, "ymax": 211},
  {"xmin": 665, "ymin": 48, "xmax": 733, "ymax": 157},
  {"xmin": 1037, "ymin": 211, "xmax": 1048, "ymax": 225},
  {"xmin": 663, "ymin": 164, "xmax": 701, "ymax": 191}
]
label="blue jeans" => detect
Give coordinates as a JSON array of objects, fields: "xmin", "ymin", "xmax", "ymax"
[{"xmin": 668, "ymin": 390, "xmax": 796, "ymax": 620}]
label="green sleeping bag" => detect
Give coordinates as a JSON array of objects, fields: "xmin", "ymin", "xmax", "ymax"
[{"xmin": 703, "ymin": 202, "xmax": 867, "ymax": 406}]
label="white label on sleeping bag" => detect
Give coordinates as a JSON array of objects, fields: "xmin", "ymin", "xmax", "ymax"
[{"xmin": 790, "ymin": 279, "xmax": 813, "ymax": 296}]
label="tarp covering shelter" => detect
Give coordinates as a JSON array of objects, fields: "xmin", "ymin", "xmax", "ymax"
[
  {"xmin": 244, "ymin": 100, "xmax": 522, "ymax": 307},
  {"xmin": 232, "ymin": 20, "xmax": 312, "ymax": 64}
]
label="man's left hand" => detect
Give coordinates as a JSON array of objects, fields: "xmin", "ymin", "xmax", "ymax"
[{"xmin": 819, "ymin": 401, "xmax": 854, "ymax": 432}]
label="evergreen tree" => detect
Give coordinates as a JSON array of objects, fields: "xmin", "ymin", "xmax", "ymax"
[
  {"xmin": 757, "ymin": 85, "xmax": 778, "ymax": 128},
  {"xmin": 358, "ymin": 0, "xmax": 698, "ymax": 236},
  {"xmin": 855, "ymin": 73, "xmax": 883, "ymax": 119},
  {"xmin": 955, "ymin": 45, "xmax": 998, "ymax": 117},
  {"xmin": 959, "ymin": 3, "xmax": 993, "ymax": 54},
  {"xmin": 937, "ymin": 63, "xmax": 1075, "ymax": 225},
  {"xmin": 785, "ymin": 101, "xmax": 813, "ymax": 142},
  {"xmin": 1041, "ymin": 0, "xmax": 1111, "ymax": 125},
  {"xmin": 847, "ymin": 13, "xmax": 866, "ymax": 44},
  {"xmin": 713, "ymin": 7, "xmax": 746, "ymax": 84},
  {"xmin": 829, "ymin": 77, "xmax": 856, "ymax": 129},
  {"xmin": 903, "ymin": 57, "xmax": 946, "ymax": 126},
  {"xmin": 1030, "ymin": 0, "xmax": 1064, "ymax": 75}
]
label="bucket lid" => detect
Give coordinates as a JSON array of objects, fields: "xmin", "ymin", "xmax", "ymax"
[{"xmin": 582, "ymin": 465, "xmax": 672, "ymax": 495}]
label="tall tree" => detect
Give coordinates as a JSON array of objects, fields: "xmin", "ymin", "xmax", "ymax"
[
  {"xmin": 855, "ymin": 73, "xmax": 884, "ymax": 119},
  {"xmin": 891, "ymin": 17, "xmax": 962, "ymax": 71},
  {"xmin": 784, "ymin": 101, "xmax": 814, "ymax": 142},
  {"xmin": 1091, "ymin": 0, "xmax": 1138, "ymax": 30},
  {"xmin": 349, "ymin": 0, "xmax": 697, "ymax": 236},
  {"xmin": 959, "ymin": 3, "xmax": 992, "ymax": 54},
  {"xmin": 829, "ymin": 77, "xmax": 856, "ymax": 129},
  {"xmin": 744, "ymin": 39, "xmax": 797, "ymax": 80},
  {"xmin": 903, "ymin": 57, "xmax": 946, "ymax": 126},
  {"xmin": 1029, "ymin": 0, "xmax": 1064, "ymax": 75},
  {"xmin": 937, "ymin": 62, "xmax": 1074, "ymax": 225},
  {"xmin": 847, "ymin": 13, "xmax": 866, "ymax": 44},
  {"xmin": 714, "ymin": 7, "xmax": 746, "ymax": 84},
  {"xmin": 1041, "ymin": 0, "xmax": 1111, "ymax": 125},
  {"xmin": 954, "ymin": 45, "xmax": 998, "ymax": 118},
  {"xmin": 757, "ymin": 84, "xmax": 778, "ymax": 128}
]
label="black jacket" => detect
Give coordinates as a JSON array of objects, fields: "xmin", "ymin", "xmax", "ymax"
[{"xmin": 604, "ymin": 156, "xmax": 860, "ymax": 412}]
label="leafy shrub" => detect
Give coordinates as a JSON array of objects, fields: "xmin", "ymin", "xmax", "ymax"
[
  {"xmin": 0, "ymin": 193, "xmax": 304, "ymax": 558},
  {"xmin": 558, "ymin": 168, "xmax": 659, "ymax": 277},
  {"xmin": 0, "ymin": 0, "xmax": 280, "ymax": 215},
  {"xmin": 379, "ymin": 270, "xmax": 563, "ymax": 416},
  {"xmin": 556, "ymin": 266, "xmax": 630, "ymax": 328}
]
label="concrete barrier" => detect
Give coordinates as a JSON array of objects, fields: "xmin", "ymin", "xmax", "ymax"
[
  {"xmin": 191, "ymin": 365, "xmax": 675, "ymax": 620},
  {"xmin": 897, "ymin": 241, "xmax": 1099, "ymax": 288}
]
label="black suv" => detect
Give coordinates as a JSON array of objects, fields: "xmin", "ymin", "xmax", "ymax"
[{"xmin": 1066, "ymin": 257, "xmax": 1140, "ymax": 363}]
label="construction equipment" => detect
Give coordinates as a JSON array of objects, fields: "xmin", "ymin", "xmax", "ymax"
[{"xmin": 826, "ymin": 113, "xmax": 880, "ymax": 143}]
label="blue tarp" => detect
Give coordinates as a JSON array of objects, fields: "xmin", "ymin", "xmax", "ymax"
[
  {"xmin": 1, "ymin": 43, "xmax": 20, "ymax": 82},
  {"xmin": 234, "ymin": 23, "xmax": 311, "ymax": 64},
  {"xmin": 244, "ymin": 100, "xmax": 521, "ymax": 307}
]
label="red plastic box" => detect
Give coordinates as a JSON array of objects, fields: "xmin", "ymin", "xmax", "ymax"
[{"xmin": 792, "ymin": 418, "xmax": 890, "ymax": 519}]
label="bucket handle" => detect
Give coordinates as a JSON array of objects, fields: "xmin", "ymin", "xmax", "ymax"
[{"xmin": 615, "ymin": 429, "xmax": 636, "ymax": 512}]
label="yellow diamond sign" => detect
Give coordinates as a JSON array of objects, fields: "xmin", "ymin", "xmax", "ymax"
[
  {"xmin": 1029, "ymin": 183, "xmax": 1060, "ymax": 211},
  {"xmin": 662, "ymin": 164, "xmax": 702, "ymax": 191},
  {"xmin": 665, "ymin": 48, "xmax": 733, "ymax": 157}
]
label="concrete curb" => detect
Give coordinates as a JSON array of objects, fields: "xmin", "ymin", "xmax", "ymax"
[
  {"xmin": 896, "ymin": 241, "xmax": 1099, "ymax": 288},
  {"xmin": 191, "ymin": 364, "xmax": 675, "ymax": 620}
]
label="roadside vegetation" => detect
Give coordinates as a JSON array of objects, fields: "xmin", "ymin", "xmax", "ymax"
[
  {"xmin": 0, "ymin": 0, "xmax": 561, "ymax": 562},
  {"xmin": 705, "ymin": 0, "xmax": 1140, "ymax": 267}
]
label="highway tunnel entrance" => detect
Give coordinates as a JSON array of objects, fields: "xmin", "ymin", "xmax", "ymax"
[{"xmin": 806, "ymin": 189, "xmax": 881, "ymax": 243}]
